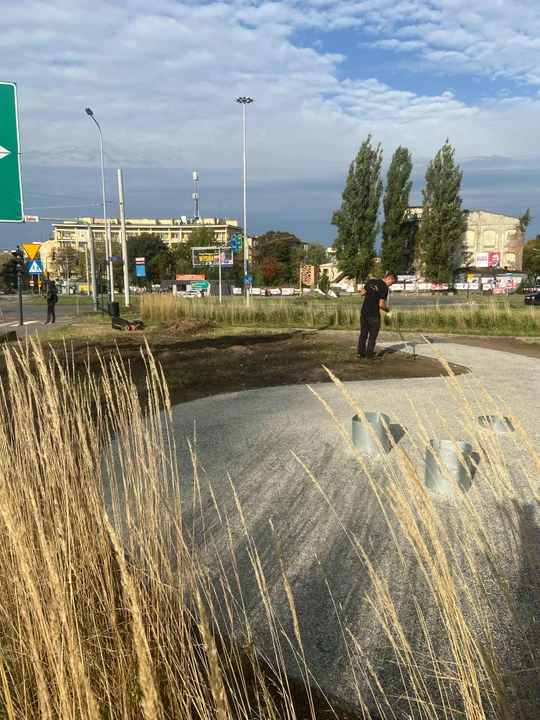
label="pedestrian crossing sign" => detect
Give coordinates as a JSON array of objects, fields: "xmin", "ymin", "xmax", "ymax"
[{"xmin": 28, "ymin": 259, "xmax": 43, "ymax": 274}]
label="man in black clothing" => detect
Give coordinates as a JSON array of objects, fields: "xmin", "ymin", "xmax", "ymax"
[
  {"xmin": 358, "ymin": 272, "xmax": 397, "ymax": 358},
  {"xmin": 44, "ymin": 281, "xmax": 58, "ymax": 324}
]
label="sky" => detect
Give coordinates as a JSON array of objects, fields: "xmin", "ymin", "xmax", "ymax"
[{"xmin": 2, "ymin": 0, "xmax": 540, "ymax": 249}]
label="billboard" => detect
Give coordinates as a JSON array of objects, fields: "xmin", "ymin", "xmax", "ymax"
[
  {"xmin": 475, "ymin": 252, "xmax": 501, "ymax": 268},
  {"xmin": 176, "ymin": 273, "xmax": 206, "ymax": 281},
  {"xmin": 192, "ymin": 247, "xmax": 233, "ymax": 268}
]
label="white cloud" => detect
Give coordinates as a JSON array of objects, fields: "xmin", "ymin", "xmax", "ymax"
[{"xmin": 1, "ymin": 0, "xmax": 540, "ymax": 192}]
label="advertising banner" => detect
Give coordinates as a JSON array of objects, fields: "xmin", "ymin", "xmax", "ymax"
[
  {"xmin": 251, "ymin": 287, "xmax": 261, "ymax": 295},
  {"xmin": 192, "ymin": 247, "xmax": 234, "ymax": 268},
  {"xmin": 176, "ymin": 274, "xmax": 205, "ymax": 281},
  {"xmin": 391, "ymin": 283, "xmax": 405, "ymax": 291},
  {"xmin": 281, "ymin": 287, "xmax": 295, "ymax": 295},
  {"xmin": 397, "ymin": 275, "xmax": 417, "ymax": 282},
  {"xmin": 476, "ymin": 252, "xmax": 501, "ymax": 268}
]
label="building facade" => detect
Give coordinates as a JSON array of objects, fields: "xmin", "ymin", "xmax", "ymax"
[
  {"xmin": 41, "ymin": 216, "xmax": 242, "ymax": 277},
  {"xmin": 404, "ymin": 207, "xmax": 523, "ymax": 275},
  {"xmin": 459, "ymin": 210, "xmax": 523, "ymax": 272}
]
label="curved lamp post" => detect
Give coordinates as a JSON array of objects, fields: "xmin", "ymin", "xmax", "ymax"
[{"xmin": 85, "ymin": 108, "xmax": 114, "ymax": 303}]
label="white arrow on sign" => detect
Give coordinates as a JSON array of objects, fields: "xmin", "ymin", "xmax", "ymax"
[{"xmin": 0, "ymin": 145, "xmax": 9, "ymax": 160}]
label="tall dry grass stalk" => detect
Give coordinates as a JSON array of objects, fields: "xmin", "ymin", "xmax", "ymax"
[
  {"xmin": 141, "ymin": 294, "xmax": 540, "ymax": 335},
  {"xmin": 0, "ymin": 338, "xmax": 313, "ymax": 719},
  {"xmin": 0, "ymin": 336, "xmax": 539, "ymax": 719}
]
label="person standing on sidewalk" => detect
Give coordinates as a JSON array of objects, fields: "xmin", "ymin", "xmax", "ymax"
[
  {"xmin": 358, "ymin": 272, "xmax": 397, "ymax": 358},
  {"xmin": 44, "ymin": 281, "xmax": 58, "ymax": 324}
]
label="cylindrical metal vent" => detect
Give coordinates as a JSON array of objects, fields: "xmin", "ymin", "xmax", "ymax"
[
  {"xmin": 425, "ymin": 440, "xmax": 473, "ymax": 495},
  {"xmin": 352, "ymin": 413, "xmax": 391, "ymax": 454},
  {"xmin": 477, "ymin": 415, "xmax": 514, "ymax": 434}
]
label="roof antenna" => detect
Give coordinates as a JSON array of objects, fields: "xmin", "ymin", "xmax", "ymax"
[{"xmin": 192, "ymin": 172, "xmax": 199, "ymax": 221}]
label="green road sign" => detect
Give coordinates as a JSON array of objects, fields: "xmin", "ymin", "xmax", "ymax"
[
  {"xmin": 191, "ymin": 280, "xmax": 210, "ymax": 290},
  {"xmin": 0, "ymin": 82, "xmax": 24, "ymax": 222}
]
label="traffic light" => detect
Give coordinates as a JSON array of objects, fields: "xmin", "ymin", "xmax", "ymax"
[{"xmin": 11, "ymin": 248, "xmax": 24, "ymax": 275}]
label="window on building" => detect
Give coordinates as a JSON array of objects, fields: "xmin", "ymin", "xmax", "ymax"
[
  {"xmin": 505, "ymin": 252, "xmax": 516, "ymax": 268},
  {"xmin": 482, "ymin": 230, "xmax": 496, "ymax": 248}
]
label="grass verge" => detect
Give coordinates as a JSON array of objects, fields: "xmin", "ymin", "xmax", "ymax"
[{"xmin": 141, "ymin": 295, "xmax": 540, "ymax": 336}]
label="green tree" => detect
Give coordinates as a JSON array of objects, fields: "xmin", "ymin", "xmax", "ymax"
[
  {"xmin": 519, "ymin": 208, "xmax": 532, "ymax": 234},
  {"xmin": 51, "ymin": 246, "xmax": 79, "ymax": 281},
  {"xmin": 290, "ymin": 242, "xmax": 328, "ymax": 286},
  {"xmin": 254, "ymin": 231, "xmax": 303, "ymax": 284},
  {"xmin": 418, "ymin": 139, "xmax": 466, "ymax": 283},
  {"xmin": 331, "ymin": 135, "xmax": 383, "ymax": 282},
  {"xmin": 127, "ymin": 233, "xmax": 171, "ymax": 285},
  {"xmin": 523, "ymin": 236, "xmax": 540, "ymax": 281},
  {"xmin": 319, "ymin": 269, "xmax": 330, "ymax": 293},
  {"xmin": 381, "ymin": 146, "xmax": 413, "ymax": 274},
  {"xmin": 171, "ymin": 226, "xmax": 217, "ymax": 274}
]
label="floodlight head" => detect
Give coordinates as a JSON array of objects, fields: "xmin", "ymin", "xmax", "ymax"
[
  {"xmin": 85, "ymin": 108, "xmax": 94, "ymax": 116},
  {"xmin": 235, "ymin": 96, "xmax": 254, "ymax": 104}
]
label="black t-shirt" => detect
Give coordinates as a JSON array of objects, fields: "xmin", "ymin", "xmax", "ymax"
[{"xmin": 361, "ymin": 279, "xmax": 388, "ymax": 318}]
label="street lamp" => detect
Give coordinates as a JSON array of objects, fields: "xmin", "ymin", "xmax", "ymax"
[
  {"xmin": 85, "ymin": 107, "xmax": 114, "ymax": 304},
  {"xmin": 235, "ymin": 96, "xmax": 254, "ymax": 305}
]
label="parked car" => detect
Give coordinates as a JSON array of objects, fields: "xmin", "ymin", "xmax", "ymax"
[
  {"xmin": 184, "ymin": 290, "xmax": 203, "ymax": 299},
  {"xmin": 524, "ymin": 291, "xmax": 540, "ymax": 306}
]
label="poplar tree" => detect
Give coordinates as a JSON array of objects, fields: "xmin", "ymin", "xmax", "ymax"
[
  {"xmin": 380, "ymin": 147, "xmax": 413, "ymax": 274},
  {"xmin": 418, "ymin": 140, "xmax": 466, "ymax": 282},
  {"xmin": 332, "ymin": 136, "xmax": 383, "ymax": 282}
]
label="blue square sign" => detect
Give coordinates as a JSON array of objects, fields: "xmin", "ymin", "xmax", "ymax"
[{"xmin": 28, "ymin": 259, "xmax": 43, "ymax": 274}]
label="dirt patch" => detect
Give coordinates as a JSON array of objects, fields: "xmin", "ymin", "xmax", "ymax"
[
  {"xmin": 26, "ymin": 327, "xmax": 467, "ymax": 408},
  {"xmin": 158, "ymin": 318, "xmax": 216, "ymax": 334},
  {"xmin": 433, "ymin": 334, "xmax": 540, "ymax": 359}
]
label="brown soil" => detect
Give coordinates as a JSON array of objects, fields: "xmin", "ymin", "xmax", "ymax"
[
  {"xmin": 42, "ymin": 323, "xmax": 466, "ymax": 408},
  {"xmin": 435, "ymin": 334, "xmax": 540, "ymax": 358}
]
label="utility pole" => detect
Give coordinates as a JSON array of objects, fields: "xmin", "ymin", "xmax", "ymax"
[
  {"xmin": 117, "ymin": 169, "xmax": 130, "ymax": 307},
  {"xmin": 85, "ymin": 245, "xmax": 90, "ymax": 294},
  {"xmin": 235, "ymin": 96, "xmax": 254, "ymax": 306}
]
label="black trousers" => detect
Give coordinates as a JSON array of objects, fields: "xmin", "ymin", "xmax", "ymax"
[
  {"xmin": 46, "ymin": 302, "xmax": 56, "ymax": 323},
  {"xmin": 358, "ymin": 315, "xmax": 380, "ymax": 357}
]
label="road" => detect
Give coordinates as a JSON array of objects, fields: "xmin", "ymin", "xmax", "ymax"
[
  {"xmin": 0, "ymin": 296, "xmax": 86, "ymax": 336},
  {"xmin": 109, "ymin": 340, "xmax": 540, "ymax": 716}
]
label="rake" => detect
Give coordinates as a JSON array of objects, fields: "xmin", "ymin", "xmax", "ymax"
[{"xmin": 390, "ymin": 314, "xmax": 417, "ymax": 360}]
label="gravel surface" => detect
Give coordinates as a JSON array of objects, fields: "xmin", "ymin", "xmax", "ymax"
[{"xmin": 112, "ymin": 339, "xmax": 540, "ymax": 717}]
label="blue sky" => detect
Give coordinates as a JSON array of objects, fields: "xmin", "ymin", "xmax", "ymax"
[{"xmin": 1, "ymin": 0, "xmax": 540, "ymax": 249}]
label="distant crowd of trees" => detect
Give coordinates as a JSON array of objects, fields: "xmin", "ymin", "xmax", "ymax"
[
  {"xmin": 331, "ymin": 135, "xmax": 533, "ymax": 284},
  {"xmin": 331, "ymin": 136, "xmax": 467, "ymax": 284}
]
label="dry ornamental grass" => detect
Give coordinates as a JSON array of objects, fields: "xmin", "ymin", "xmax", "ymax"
[{"xmin": 0, "ymin": 338, "xmax": 538, "ymax": 718}]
